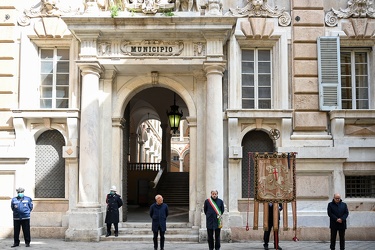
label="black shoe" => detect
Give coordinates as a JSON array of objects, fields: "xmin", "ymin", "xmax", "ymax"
[
  {"xmin": 105, "ymin": 232, "xmax": 111, "ymax": 237},
  {"xmin": 11, "ymin": 244, "xmax": 19, "ymax": 248},
  {"xmin": 26, "ymin": 243, "xmax": 30, "ymax": 247},
  {"xmin": 263, "ymin": 243, "xmax": 269, "ymax": 250},
  {"xmin": 115, "ymin": 233, "xmax": 118, "ymax": 237}
]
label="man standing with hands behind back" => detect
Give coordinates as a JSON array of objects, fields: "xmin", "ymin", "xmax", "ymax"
[
  {"xmin": 11, "ymin": 187, "xmax": 33, "ymax": 248},
  {"xmin": 327, "ymin": 193, "xmax": 349, "ymax": 250}
]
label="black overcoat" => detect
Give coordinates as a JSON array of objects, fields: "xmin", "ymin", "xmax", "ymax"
[
  {"xmin": 105, "ymin": 193, "xmax": 123, "ymax": 224},
  {"xmin": 327, "ymin": 199, "xmax": 349, "ymax": 230},
  {"xmin": 204, "ymin": 197, "xmax": 224, "ymax": 230},
  {"xmin": 149, "ymin": 202, "xmax": 169, "ymax": 232}
]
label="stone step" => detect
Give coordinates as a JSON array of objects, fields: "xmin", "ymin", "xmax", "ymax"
[
  {"xmin": 121, "ymin": 222, "xmax": 191, "ymax": 228},
  {"xmin": 117, "ymin": 228, "xmax": 198, "ymax": 235},
  {"xmin": 100, "ymin": 233, "xmax": 199, "ymax": 242},
  {"xmin": 101, "ymin": 224, "xmax": 199, "ymax": 242}
]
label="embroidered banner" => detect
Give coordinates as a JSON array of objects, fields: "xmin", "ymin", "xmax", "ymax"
[{"xmin": 254, "ymin": 152, "xmax": 296, "ymax": 202}]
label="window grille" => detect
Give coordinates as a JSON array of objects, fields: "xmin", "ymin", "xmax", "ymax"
[
  {"xmin": 35, "ymin": 130, "xmax": 65, "ymax": 198},
  {"xmin": 241, "ymin": 131, "xmax": 274, "ymax": 198},
  {"xmin": 345, "ymin": 176, "xmax": 375, "ymax": 198}
]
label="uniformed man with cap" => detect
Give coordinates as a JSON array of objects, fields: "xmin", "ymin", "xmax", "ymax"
[{"xmin": 11, "ymin": 187, "xmax": 33, "ymax": 247}]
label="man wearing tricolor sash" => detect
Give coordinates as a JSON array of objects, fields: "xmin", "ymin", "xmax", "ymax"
[{"xmin": 204, "ymin": 189, "xmax": 224, "ymax": 250}]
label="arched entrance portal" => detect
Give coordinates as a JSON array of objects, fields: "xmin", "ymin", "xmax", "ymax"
[{"xmin": 122, "ymin": 87, "xmax": 190, "ymax": 222}]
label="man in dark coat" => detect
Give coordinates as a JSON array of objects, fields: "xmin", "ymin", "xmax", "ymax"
[
  {"xmin": 204, "ymin": 189, "xmax": 224, "ymax": 250},
  {"xmin": 263, "ymin": 203, "xmax": 283, "ymax": 250},
  {"xmin": 11, "ymin": 187, "xmax": 33, "ymax": 247},
  {"xmin": 105, "ymin": 185, "xmax": 123, "ymax": 237},
  {"xmin": 150, "ymin": 194, "xmax": 168, "ymax": 250},
  {"xmin": 327, "ymin": 193, "xmax": 349, "ymax": 250}
]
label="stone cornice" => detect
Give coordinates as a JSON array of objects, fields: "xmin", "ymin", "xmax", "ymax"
[
  {"xmin": 226, "ymin": 109, "xmax": 293, "ymax": 119},
  {"xmin": 329, "ymin": 110, "xmax": 375, "ymax": 119},
  {"xmin": 61, "ymin": 16, "xmax": 237, "ymax": 33}
]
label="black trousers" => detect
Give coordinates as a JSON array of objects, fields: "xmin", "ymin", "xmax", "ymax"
[
  {"xmin": 106, "ymin": 223, "xmax": 119, "ymax": 234},
  {"xmin": 207, "ymin": 228, "xmax": 221, "ymax": 250},
  {"xmin": 153, "ymin": 226, "xmax": 165, "ymax": 249},
  {"xmin": 13, "ymin": 219, "xmax": 31, "ymax": 245},
  {"xmin": 263, "ymin": 222, "xmax": 279, "ymax": 247},
  {"xmin": 330, "ymin": 228, "xmax": 345, "ymax": 250}
]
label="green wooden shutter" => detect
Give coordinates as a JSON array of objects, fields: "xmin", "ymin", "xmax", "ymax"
[{"xmin": 317, "ymin": 37, "xmax": 341, "ymax": 111}]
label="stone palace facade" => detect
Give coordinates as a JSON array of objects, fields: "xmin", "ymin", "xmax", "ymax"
[{"xmin": 0, "ymin": 0, "xmax": 374, "ymax": 242}]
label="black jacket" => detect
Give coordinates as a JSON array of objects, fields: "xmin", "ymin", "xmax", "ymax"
[
  {"xmin": 105, "ymin": 193, "xmax": 123, "ymax": 224},
  {"xmin": 327, "ymin": 199, "xmax": 349, "ymax": 230},
  {"xmin": 150, "ymin": 202, "xmax": 169, "ymax": 232}
]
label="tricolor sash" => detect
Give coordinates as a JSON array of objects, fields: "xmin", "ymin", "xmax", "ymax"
[{"xmin": 208, "ymin": 197, "xmax": 223, "ymax": 228}]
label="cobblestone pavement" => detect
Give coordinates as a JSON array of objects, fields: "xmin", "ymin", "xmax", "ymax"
[{"xmin": 0, "ymin": 238, "xmax": 374, "ymax": 250}]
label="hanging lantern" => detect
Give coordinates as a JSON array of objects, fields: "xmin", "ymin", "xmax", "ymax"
[{"xmin": 167, "ymin": 93, "xmax": 183, "ymax": 134}]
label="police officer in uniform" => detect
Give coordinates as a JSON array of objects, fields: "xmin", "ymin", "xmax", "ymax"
[{"xmin": 11, "ymin": 187, "xmax": 33, "ymax": 247}]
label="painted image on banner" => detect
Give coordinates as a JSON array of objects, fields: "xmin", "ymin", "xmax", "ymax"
[{"xmin": 254, "ymin": 153, "xmax": 296, "ymax": 202}]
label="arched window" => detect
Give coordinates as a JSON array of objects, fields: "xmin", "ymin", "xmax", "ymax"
[
  {"xmin": 241, "ymin": 130, "xmax": 274, "ymax": 198},
  {"xmin": 35, "ymin": 130, "xmax": 65, "ymax": 198}
]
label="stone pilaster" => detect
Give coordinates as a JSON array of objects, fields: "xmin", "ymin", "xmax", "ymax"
[
  {"xmin": 292, "ymin": 0, "xmax": 328, "ymax": 134},
  {"xmin": 65, "ymin": 62, "xmax": 103, "ymax": 241},
  {"xmin": 186, "ymin": 116, "xmax": 198, "ymax": 226}
]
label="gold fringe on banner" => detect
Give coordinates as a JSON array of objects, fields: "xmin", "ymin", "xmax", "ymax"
[
  {"xmin": 292, "ymin": 200, "xmax": 297, "ymax": 231},
  {"xmin": 283, "ymin": 202, "xmax": 288, "ymax": 231},
  {"xmin": 273, "ymin": 203, "xmax": 279, "ymax": 231},
  {"xmin": 263, "ymin": 202, "xmax": 269, "ymax": 232},
  {"xmin": 253, "ymin": 200, "xmax": 259, "ymax": 230}
]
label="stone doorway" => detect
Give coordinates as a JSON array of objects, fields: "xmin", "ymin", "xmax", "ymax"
[{"xmin": 121, "ymin": 87, "xmax": 190, "ymax": 223}]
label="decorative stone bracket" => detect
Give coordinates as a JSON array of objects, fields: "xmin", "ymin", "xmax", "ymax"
[
  {"xmin": 325, "ymin": 0, "xmax": 375, "ymax": 27},
  {"xmin": 225, "ymin": 0, "xmax": 291, "ymax": 27}
]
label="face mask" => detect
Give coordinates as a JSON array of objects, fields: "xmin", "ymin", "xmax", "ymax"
[
  {"xmin": 110, "ymin": 191, "xmax": 115, "ymax": 195},
  {"xmin": 18, "ymin": 193, "xmax": 24, "ymax": 198}
]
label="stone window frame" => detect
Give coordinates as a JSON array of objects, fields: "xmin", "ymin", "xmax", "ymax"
[
  {"xmin": 235, "ymin": 32, "xmax": 289, "ymax": 111},
  {"xmin": 20, "ymin": 37, "xmax": 78, "ymax": 110},
  {"xmin": 318, "ymin": 36, "xmax": 374, "ymax": 111}
]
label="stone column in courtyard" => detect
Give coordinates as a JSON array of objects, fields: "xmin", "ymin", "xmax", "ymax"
[
  {"xmin": 203, "ymin": 62, "xmax": 225, "ymax": 197},
  {"xmin": 78, "ymin": 63, "xmax": 102, "ymax": 206},
  {"xmin": 65, "ymin": 62, "xmax": 103, "ymax": 241}
]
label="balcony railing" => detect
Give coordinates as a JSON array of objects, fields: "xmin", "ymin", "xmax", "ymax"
[{"xmin": 128, "ymin": 163, "xmax": 161, "ymax": 171}]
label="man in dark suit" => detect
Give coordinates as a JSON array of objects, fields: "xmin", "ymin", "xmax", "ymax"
[
  {"xmin": 327, "ymin": 193, "xmax": 349, "ymax": 250},
  {"xmin": 150, "ymin": 194, "xmax": 169, "ymax": 250},
  {"xmin": 204, "ymin": 189, "xmax": 224, "ymax": 250}
]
